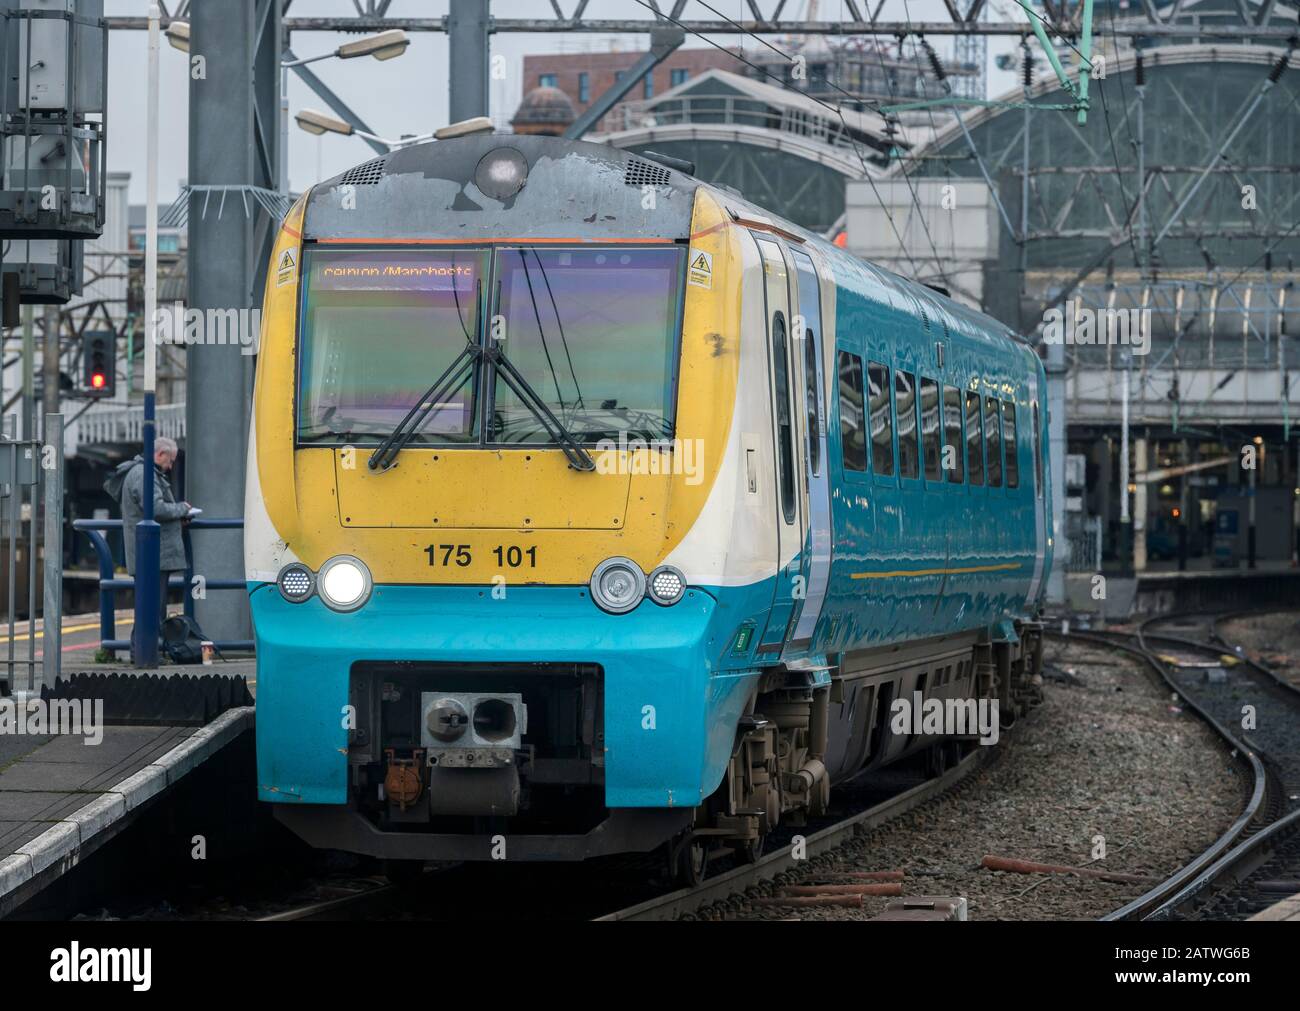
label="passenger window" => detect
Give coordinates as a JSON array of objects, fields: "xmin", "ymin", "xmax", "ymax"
[
  {"xmin": 805, "ymin": 330, "xmax": 821, "ymax": 477},
  {"xmin": 868, "ymin": 361, "xmax": 894, "ymax": 477},
  {"xmin": 985, "ymin": 395, "xmax": 1002, "ymax": 488},
  {"xmin": 920, "ymin": 377, "xmax": 942, "ymax": 481},
  {"xmin": 1003, "ymin": 400, "xmax": 1019, "ymax": 489},
  {"xmin": 942, "ymin": 385, "xmax": 964, "ymax": 483},
  {"xmin": 895, "ymin": 370, "xmax": 919, "ymax": 479},
  {"xmin": 772, "ymin": 313, "xmax": 796, "ymax": 524},
  {"xmin": 964, "ymin": 390, "xmax": 984, "ymax": 486},
  {"xmin": 838, "ymin": 351, "xmax": 866, "ymax": 472}
]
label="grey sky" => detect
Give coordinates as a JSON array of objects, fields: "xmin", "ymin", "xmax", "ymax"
[{"xmin": 104, "ymin": 0, "xmax": 1025, "ymax": 204}]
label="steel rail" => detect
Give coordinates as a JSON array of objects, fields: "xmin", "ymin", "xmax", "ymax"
[
  {"xmin": 255, "ymin": 881, "xmax": 399, "ymax": 922},
  {"xmin": 1051, "ymin": 627, "xmax": 1268, "ymax": 920},
  {"xmin": 596, "ymin": 744, "xmax": 997, "ymax": 921},
  {"xmin": 1131, "ymin": 610, "xmax": 1300, "ymax": 919}
]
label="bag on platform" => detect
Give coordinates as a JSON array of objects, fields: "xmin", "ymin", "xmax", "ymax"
[{"xmin": 161, "ymin": 614, "xmax": 210, "ymax": 665}]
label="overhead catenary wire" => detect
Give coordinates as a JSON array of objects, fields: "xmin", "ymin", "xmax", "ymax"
[{"xmin": 630, "ymin": 0, "xmax": 956, "ymax": 288}]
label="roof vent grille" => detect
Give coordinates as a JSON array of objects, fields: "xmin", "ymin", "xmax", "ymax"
[
  {"xmin": 624, "ymin": 157, "xmax": 670, "ymax": 188},
  {"xmin": 341, "ymin": 156, "xmax": 389, "ymax": 186}
]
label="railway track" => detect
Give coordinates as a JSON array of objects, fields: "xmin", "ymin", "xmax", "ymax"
[
  {"xmin": 255, "ymin": 878, "xmax": 402, "ymax": 922},
  {"xmin": 1055, "ymin": 609, "xmax": 1300, "ymax": 922},
  {"xmin": 596, "ymin": 744, "xmax": 997, "ymax": 921},
  {"xmin": 248, "ymin": 747, "xmax": 996, "ymax": 922}
]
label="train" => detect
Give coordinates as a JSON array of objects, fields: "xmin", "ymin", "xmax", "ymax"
[{"xmin": 245, "ymin": 129, "xmax": 1052, "ymax": 883}]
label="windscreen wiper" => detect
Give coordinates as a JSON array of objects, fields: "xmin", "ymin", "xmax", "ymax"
[
  {"xmin": 487, "ymin": 341, "xmax": 595, "ymax": 472},
  {"xmin": 368, "ymin": 340, "xmax": 596, "ymax": 473},
  {"xmin": 368, "ymin": 341, "xmax": 479, "ymax": 472}
]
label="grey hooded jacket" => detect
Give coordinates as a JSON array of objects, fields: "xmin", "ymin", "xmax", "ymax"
[{"xmin": 107, "ymin": 456, "xmax": 188, "ymax": 575}]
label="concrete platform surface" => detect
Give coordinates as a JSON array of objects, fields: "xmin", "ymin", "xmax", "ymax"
[{"xmin": 0, "ymin": 705, "xmax": 253, "ymax": 916}]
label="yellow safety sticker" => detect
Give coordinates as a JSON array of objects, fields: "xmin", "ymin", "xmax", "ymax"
[
  {"xmin": 687, "ymin": 248, "xmax": 712, "ymax": 289},
  {"xmin": 276, "ymin": 248, "xmax": 297, "ymax": 287}
]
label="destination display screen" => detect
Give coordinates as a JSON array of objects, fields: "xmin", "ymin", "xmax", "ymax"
[{"xmin": 308, "ymin": 250, "xmax": 479, "ymax": 293}]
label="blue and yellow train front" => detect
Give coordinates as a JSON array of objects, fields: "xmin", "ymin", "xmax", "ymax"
[{"xmin": 245, "ymin": 140, "xmax": 770, "ymax": 860}]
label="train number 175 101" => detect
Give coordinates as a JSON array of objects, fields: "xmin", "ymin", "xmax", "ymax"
[{"xmin": 424, "ymin": 544, "xmax": 537, "ymax": 568}]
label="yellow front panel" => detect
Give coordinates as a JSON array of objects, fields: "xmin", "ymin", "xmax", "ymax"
[
  {"xmin": 252, "ymin": 187, "xmax": 743, "ymax": 586},
  {"xmin": 336, "ymin": 450, "xmax": 631, "ymax": 529}
]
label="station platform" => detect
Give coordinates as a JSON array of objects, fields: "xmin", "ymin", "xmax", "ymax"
[
  {"xmin": 1134, "ymin": 560, "xmax": 1300, "ymax": 612},
  {"xmin": 0, "ymin": 611, "xmax": 255, "ymax": 917},
  {"xmin": 1065, "ymin": 559, "xmax": 1300, "ymax": 617}
]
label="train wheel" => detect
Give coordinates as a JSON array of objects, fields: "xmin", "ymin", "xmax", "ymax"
[
  {"xmin": 733, "ymin": 833, "xmax": 765, "ymax": 865},
  {"xmin": 381, "ymin": 859, "xmax": 425, "ymax": 886},
  {"xmin": 670, "ymin": 835, "xmax": 708, "ymax": 888}
]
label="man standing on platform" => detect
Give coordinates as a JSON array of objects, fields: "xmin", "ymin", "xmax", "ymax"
[{"xmin": 105, "ymin": 436, "xmax": 193, "ymax": 631}]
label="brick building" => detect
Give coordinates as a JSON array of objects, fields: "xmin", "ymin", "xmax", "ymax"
[{"xmin": 520, "ymin": 47, "xmax": 735, "ymax": 134}]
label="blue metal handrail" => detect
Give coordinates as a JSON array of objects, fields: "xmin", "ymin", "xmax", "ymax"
[{"xmin": 71, "ymin": 517, "xmax": 253, "ymax": 655}]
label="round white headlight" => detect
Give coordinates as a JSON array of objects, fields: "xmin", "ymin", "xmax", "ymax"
[
  {"xmin": 317, "ymin": 555, "xmax": 372, "ymax": 612},
  {"xmin": 590, "ymin": 557, "xmax": 646, "ymax": 615},
  {"xmin": 277, "ymin": 562, "xmax": 316, "ymax": 603},
  {"xmin": 475, "ymin": 147, "xmax": 528, "ymax": 199},
  {"xmin": 647, "ymin": 565, "xmax": 686, "ymax": 606}
]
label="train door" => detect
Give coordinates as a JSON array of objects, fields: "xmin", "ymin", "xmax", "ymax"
[
  {"xmin": 787, "ymin": 248, "xmax": 831, "ymax": 652},
  {"xmin": 1025, "ymin": 359, "xmax": 1049, "ymax": 603},
  {"xmin": 753, "ymin": 235, "xmax": 807, "ymax": 655}
]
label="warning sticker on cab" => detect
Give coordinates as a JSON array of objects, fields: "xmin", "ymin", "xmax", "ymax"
[
  {"xmin": 687, "ymin": 248, "xmax": 713, "ymax": 289},
  {"xmin": 276, "ymin": 248, "xmax": 297, "ymax": 287}
]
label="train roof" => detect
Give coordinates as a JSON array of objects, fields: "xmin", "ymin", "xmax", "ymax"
[
  {"xmin": 302, "ymin": 134, "xmax": 701, "ymax": 244},
  {"xmin": 303, "ymin": 133, "xmax": 1029, "ymax": 355}
]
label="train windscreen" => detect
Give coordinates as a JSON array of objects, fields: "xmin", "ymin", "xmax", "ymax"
[
  {"xmin": 296, "ymin": 245, "xmax": 685, "ymax": 447},
  {"xmin": 491, "ymin": 246, "xmax": 685, "ymax": 444},
  {"xmin": 297, "ymin": 248, "xmax": 486, "ymax": 445}
]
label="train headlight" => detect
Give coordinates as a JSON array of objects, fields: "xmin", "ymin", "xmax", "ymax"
[
  {"xmin": 475, "ymin": 147, "xmax": 528, "ymax": 200},
  {"xmin": 318, "ymin": 555, "xmax": 373, "ymax": 612},
  {"xmin": 590, "ymin": 557, "xmax": 645, "ymax": 615},
  {"xmin": 647, "ymin": 565, "xmax": 686, "ymax": 606},
  {"xmin": 277, "ymin": 563, "xmax": 315, "ymax": 603}
]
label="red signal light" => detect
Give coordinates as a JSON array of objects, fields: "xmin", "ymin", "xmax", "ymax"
[{"xmin": 91, "ymin": 372, "xmax": 106, "ymax": 389}]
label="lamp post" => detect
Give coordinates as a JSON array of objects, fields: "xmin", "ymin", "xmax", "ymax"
[
  {"xmin": 165, "ymin": 22, "xmax": 411, "ymax": 191},
  {"xmin": 132, "ymin": 4, "xmax": 162, "ymax": 667},
  {"xmin": 295, "ymin": 109, "xmax": 493, "ymax": 150}
]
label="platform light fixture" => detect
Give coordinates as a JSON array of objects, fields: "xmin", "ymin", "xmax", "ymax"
[
  {"xmin": 336, "ymin": 29, "xmax": 410, "ymax": 62},
  {"xmin": 435, "ymin": 117, "xmax": 495, "ymax": 140},
  {"xmin": 295, "ymin": 108, "xmax": 354, "ymax": 137},
  {"xmin": 164, "ymin": 19, "xmax": 189, "ymax": 52},
  {"xmin": 295, "ymin": 108, "xmax": 439, "ymax": 150}
]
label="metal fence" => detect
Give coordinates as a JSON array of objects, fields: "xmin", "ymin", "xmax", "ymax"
[
  {"xmin": 73, "ymin": 400, "xmax": 186, "ymax": 452},
  {"xmin": 1, "ymin": 414, "xmax": 65, "ymax": 696},
  {"xmin": 72, "ymin": 516, "xmax": 251, "ymax": 655},
  {"xmin": 609, "ymin": 93, "xmax": 873, "ymax": 154},
  {"xmin": 1067, "ymin": 515, "xmax": 1103, "ymax": 573}
]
